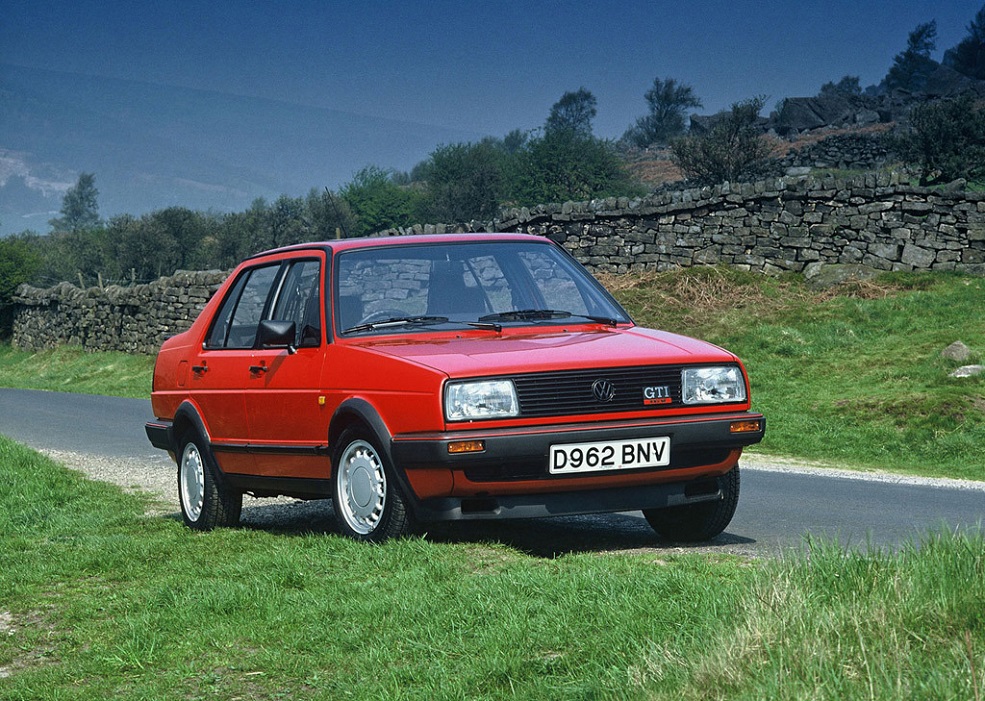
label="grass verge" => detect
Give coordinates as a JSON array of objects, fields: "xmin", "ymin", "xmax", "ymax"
[
  {"xmin": 0, "ymin": 344, "xmax": 153, "ymax": 399},
  {"xmin": 0, "ymin": 435, "xmax": 982, "ymax": 700}
]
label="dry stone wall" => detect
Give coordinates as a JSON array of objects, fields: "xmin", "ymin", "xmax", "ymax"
[
  {"xmin": 383, "ymin": 174, "xmax": 985, "ymax": 276},
  {"xmin": 12, "ymin": 270, "xmax": 228, "ymax": 354},
  {"xmin": 12, "ymin": 174, "xmax": 985, "ymax": 354}
]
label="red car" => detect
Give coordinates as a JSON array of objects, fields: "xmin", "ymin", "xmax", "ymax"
[{"xmin": 146, "ymin": 233, "xmax": 764, "ymax": 542}]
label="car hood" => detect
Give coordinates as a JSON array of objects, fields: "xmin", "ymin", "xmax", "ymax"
[{"xmin": 354, "ymin": 327, "xmax": 738, "ymax": 378}]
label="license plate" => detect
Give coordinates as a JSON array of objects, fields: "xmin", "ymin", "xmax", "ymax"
[{"xmin": 549, "ymin": 437, "xmax": 671, "ymax": 475}]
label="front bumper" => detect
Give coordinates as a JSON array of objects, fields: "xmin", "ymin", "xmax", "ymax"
[
  {"xmin": 390, "ymin": 411, "xmax": 764, "ymax": 520},
  {"xmin": 391, "ymin": 411, "xmax": 765, "ymax": 478}
]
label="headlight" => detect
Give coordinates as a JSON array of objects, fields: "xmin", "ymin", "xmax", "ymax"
[
  {"xmin": 682, "ymin": 366, "xmax": 746, "ymax": 404},
  {"xmin": 445, "ymin": 380, "xmax": 519, "ymax": 421}
]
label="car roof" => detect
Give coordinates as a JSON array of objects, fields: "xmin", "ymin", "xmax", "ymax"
[{"xmin": 246, "ymin": 233, "xmax": 550, "ymax": 260}]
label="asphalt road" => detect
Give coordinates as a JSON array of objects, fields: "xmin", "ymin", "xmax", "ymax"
[{"xmin": 2, "ymin": 387, "xmax": 983, "ymax": 556}]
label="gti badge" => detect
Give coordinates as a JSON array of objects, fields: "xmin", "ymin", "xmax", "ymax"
[{"xmin": 643, "ymin": 385, "xmax": 672, "ymax": 405}]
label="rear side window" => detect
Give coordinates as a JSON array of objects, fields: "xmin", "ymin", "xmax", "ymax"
[{"xmin": 205, "ymin": 264, "xmax": 280, "ymax": 349}]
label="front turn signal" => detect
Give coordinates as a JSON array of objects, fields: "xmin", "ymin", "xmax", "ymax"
[
  {"xmin": 730, "ymin": 419, "xmax": 763, "ymax": 434},
  {"xmin": 448, "ymin": 440, "xmax": 486, "ymax": 455}
]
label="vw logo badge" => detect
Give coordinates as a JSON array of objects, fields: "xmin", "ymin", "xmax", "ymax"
[{"xmin": 592, "ymin": 379, "xmax": 616, "ymax": 402}]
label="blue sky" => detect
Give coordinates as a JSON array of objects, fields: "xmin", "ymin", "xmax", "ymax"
[{"xmin": 3, "ymin": 0, "xmax": 984, "ymax": 139}]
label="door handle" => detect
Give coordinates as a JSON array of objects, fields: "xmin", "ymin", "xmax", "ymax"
[
  {"xmin": 192, "ymin": 364, "xmax": 208, "ymax": 374},
  {"xmin": 249, "ymin": 364, "xmax": 269, "ymax": 374}
]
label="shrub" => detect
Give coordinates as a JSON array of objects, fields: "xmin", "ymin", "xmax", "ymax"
[
  {"xmin": 670, "ymin": 97, "xmax": 773, "ymax": 184},
  {"xmin": 892, "ymin": 95, "xmax": 985, "ymax": 185}
]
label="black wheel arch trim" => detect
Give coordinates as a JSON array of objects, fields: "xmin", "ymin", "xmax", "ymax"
[{"xmin": 328, "ymin": 397, "xmax": 425, "ymax": 517}]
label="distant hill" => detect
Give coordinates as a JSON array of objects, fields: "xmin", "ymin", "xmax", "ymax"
[{"xmin": 0, "ymin": 64, "xmax": 483, "ymax": 236}]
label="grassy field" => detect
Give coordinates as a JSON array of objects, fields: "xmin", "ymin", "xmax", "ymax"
[
  {"xmin": 606, "ymin": 268, "xmax": 985, "ymax": 481},
  {"xmin": 0, "ymin": 435, "xmax": 982, "ymax": 700},
  {"xmin": 1, "ymin": 268, "xmax": 983, "ymax": 480}
]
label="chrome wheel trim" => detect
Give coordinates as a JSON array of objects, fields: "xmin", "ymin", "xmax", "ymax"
[
  {"xmin": 337, "ymin": 439, "xmax": 387, "ymax": 535},
  {"xmin": 180, "ymin": 442, "xmax": 205, "ymax": 522}
]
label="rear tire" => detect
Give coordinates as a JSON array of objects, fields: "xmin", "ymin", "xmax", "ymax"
[
  {"xmin": 177, "ymin": 431, "xmax": 242, "ymax": 530},
  {"xmin": 332, "ymin": 426, "xmax": 414, "ymax": 542},
  {"xmin": 643, "ymin": 465, "xmax": 740, "ymax": 542}
]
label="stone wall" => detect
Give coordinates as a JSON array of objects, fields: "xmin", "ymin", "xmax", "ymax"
[
  {"xmin": 780, "ymin": 132, "xmax": 892, "ymax": 173},
  {"xmin": 12, "ymin": 270, "xmax": 228, "ymax": 354},
  {"xmin": 382, "ymin": 173, "xmax": 985, "ymax": 276},
  {"xmin": 12, "ymin": 173, "xmax": 985, "ymax": 353}
]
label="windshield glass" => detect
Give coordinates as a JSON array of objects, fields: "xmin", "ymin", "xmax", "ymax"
[{"xmin": 334, "ymin": 240, "xmax": 630, "ymax": 335}]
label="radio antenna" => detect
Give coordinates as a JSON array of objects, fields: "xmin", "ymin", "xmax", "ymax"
[{"xmin": 325, "ymin": 187, "xmax": 349, "ymax": 239}]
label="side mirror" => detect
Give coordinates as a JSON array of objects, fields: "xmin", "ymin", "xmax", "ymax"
[{"xmin": 256, "ymin": 320, "xmax": 297, "ymax": 354}]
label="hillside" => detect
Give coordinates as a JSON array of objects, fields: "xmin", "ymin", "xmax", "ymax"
[{"xmin": 0, "ymin": 64, "xmax": 482, "ymax": 236}]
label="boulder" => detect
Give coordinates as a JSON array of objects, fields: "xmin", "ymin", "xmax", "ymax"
[
  {"xmin": 804, "ymin": 263, "xmax": 881, "ymax": 290},
  {"xmin": 950, "ymin": 365, "xmax": 985, "ymax": 378},
  {"xmin": 941, "ymin": 341, "xmax": 971, "ymax": 362}
]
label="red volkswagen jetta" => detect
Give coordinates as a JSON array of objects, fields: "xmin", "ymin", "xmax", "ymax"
[{"xmin": 146, "ymin": 233, "xmax": 764, "ymax": 541}]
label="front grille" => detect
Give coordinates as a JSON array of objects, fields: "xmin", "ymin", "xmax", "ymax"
[{"xmin": 512, "ymin": 365, "xmax": 685, "ymax": 418}]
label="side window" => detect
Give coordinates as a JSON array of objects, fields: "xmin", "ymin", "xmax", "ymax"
[
  {"xmin": 270, "ymin": 259, "xmax": 321, "ymax": 347},
  {"xmin": 205, "ymin": 264, "xmax": 280, "ymax": 349}
]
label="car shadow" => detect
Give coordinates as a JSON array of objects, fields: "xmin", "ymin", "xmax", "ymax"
[{"xmin": 232, "ymin": 498, "xmax": 757, "ymax": 558}]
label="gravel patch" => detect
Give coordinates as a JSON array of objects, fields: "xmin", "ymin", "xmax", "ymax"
[
  {"xmin": 40, "ymin": 449, "xmax": 336, "ymax": 530},
  {"xmin": 742, "ymin": 453, "xmax": 985, "ymax": 492}
]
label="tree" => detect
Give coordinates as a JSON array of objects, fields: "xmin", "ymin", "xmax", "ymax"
[
  {"xmin": 670, "ymin": 97, "xmax": 773, "ymax": 184},
  {"xmin": 114, "ymin": 214, "xmax": 176, "ymax": 282},
  {"xmin": 148, "ymin": 207, "xmax": 210, "ymax": 271},
  {"xmin": 943, "ymin": 5, "xmax": 985, "ymax": 80},
  {"xmin": 417, "ymin": 141, "xmax": 505, "ymax": 222},
  {"xmin": 0, "ymin": 235, "xmax": 41, "ymax": 337},
  {"xmin": 507, "ymin": 129, "xmax": 639, "ymax": 205},
  {"xmin": 884, "ymin": 21, "xmax": 939, "ymax": 92},
  {"xmin": 340, "ymin": 166, "xmax": 421, "ymax": 237},
  {"xmin": 818, "ymin": 75, "xmax": 862, "ymax": 98},
  {"xmin": 545, "ymin": 88, "xmax": 597, "ymax": 138},
  {"xmin": 623, "ymin": 77, "xmax": 703, "ymax": 147},
  {"xmin": 49, "ymin": 172, "xmax": 100, "ymax": 233},
  {"xmin": 304, "ymin": 188, "xmax": 354, "ymax": 241},
  {"xmin": 500, "ymin": 128, "xmax": 530, "ymax": 154},
  {"xmin": 893, "ymin": 95, "xmax": 985, "ymax": 185}
]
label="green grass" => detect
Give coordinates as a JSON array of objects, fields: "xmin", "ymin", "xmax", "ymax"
[
  {"xmin": 0, "ymin": 344, "xmax": 153, "ymax": 399},
  {"xmin": 1, "ymin": 269, "xmax": 983, "ymax": 480},
  {"xmin": 608, "ymin": 268, "xmax": 985, "ymax": 481},
  {"xmin": 0, "ymin": 434, "xmax": 982, "ymax": 700}
]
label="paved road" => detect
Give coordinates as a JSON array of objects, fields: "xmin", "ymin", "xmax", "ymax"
[{"xmin": 2, "ymin": 387, "xmax": 983, "ymax": 556}]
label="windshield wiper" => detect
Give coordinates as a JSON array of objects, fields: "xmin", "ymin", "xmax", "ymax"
[
  {"xmin": 479, "ymin": 309, "xmax": 620, "ymax": 327},
  {"xmin": 466, "ymin": 320, "xmax": 503, "ymax": 332},
  {"xmin": 343, "ymin": 315, "xmax": 449, "ymax": 334},
  {"xmin": 575, "ymin": 313, "xmax": 620, "ymax": 327},
  {"xmin": 479, "ymin": 309, "xmax": 570, "ymax": 322}
]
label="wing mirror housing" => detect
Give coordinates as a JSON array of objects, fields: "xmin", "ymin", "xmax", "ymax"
[{"xmin": 257, "ymin": 320, "xmax": 297, "ymax": 354}]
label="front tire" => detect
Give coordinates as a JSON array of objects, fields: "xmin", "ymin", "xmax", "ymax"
[
  {"xmin": 332, "ymin": 426, "xmax": 413, "ymax": 542},
  {"xmin": 643, "ymin": 465, "xmax": 740, "ymax": 542},
  {"xmin": 177, "ymin": 431, "xmax": 242, "ymax": 530}
]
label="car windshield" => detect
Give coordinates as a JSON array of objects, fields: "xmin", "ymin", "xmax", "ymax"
[{"xmin": 335, "ymin": 240, "xmax": 630, "ymax": 335}]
